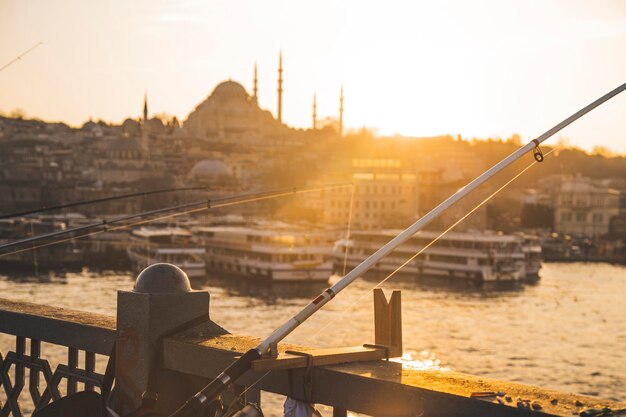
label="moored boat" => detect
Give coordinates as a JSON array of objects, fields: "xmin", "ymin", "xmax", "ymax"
[
  {"xmin": 127, "ymin": 227, "xmax": 205, "ymax": 278},
  {"xmin": 517, "ymin": 233, "xmax": 543, "ymax": 282},
  {"xmin": 193, "ymin": 225, "xmax": 333, "ymax": 283},
  {"xmin": 333, "ymin": 230, "xmax": 531, "ymax": 285}
]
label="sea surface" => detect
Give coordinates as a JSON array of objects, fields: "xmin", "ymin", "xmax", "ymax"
[{"xmin": 1, "ymin": 262, "xmax": 625, "ymax": 416}]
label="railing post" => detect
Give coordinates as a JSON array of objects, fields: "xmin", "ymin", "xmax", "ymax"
[{"xmin": 110, "ymin": 263, "xmax": 211, "ymax": 416}]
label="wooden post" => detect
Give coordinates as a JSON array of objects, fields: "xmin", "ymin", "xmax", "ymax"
[
  {"xmin": 373, "ymin": 288, "xmax": 403, "ymax": 358},
  {"xmin": 333, "ymin": 407, "xmax": 348, "ymax": 417}
]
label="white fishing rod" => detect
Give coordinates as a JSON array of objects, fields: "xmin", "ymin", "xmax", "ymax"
[{"xmin": 169, "ymin": 82, "xmax": 626, "ymax": 417}]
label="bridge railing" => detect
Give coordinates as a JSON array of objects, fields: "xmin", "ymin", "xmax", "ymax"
[
  {"xmin": 1, "ymin": 265, "xmax": 625, "ymax": 417},
  {"xmin": 0, "ymin": 298, "xmax": 115, "ymax": 417}
]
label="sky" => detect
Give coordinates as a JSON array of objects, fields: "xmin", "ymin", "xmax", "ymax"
[{"xmin": 1, "ymin": 0, "xmax": 625, "ymax": 153}]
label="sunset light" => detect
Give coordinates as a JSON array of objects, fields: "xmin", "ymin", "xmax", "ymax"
[
  {"xmin": 0, "ymin": 3, "xmax": 625, "ymax": 417},
  {"xmin": 1, "ymin": 0, "xmax": 625, "ymax": 152}
]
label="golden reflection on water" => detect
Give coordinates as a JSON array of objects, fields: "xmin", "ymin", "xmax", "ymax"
[{"xmin": 392, "ymin": 350, "xmax": 449, "ymax": 371}]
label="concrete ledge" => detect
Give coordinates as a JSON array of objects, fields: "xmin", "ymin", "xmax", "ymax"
[{"xmin": 0, "ymin": 298, "xmax": 116, "ymax": 354}]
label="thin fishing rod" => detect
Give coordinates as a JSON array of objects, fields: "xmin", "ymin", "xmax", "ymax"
[
  {"xmin": 0, "ymin": 206, "xmax": 208, "ymax": 260},
  {"xmin": 169, "ymin": 82, "xmax": 626, "ymax": 417},
  {"xmin": 0, "ymin": 42, "xmax": 43, "ymax": 73},
  {"xmin": 0, "ymin": 184, "xmax": 350, "ymax": 252},
  {"xmin": 0, "ymin": 186, "xmax": 207, "ymax": 220}
]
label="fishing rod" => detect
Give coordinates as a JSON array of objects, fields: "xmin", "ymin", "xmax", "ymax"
[
  {"xmin": 169, "ymin": 82, "xmax": 626, "ymax": 417},
  {"xmin": 0, "ymin": 42, "xmax": 43, "ymax": 73},
  {"xmin": 1, "ymin": 187, "xmax": 206, "ymax": 220},
  {"xmin": 0, "ymin": 184, "xmax": 350, "ymax": 252},
  {"xmin": 0, "ymin": 186, "xmax": 207, "ymax": 220}
]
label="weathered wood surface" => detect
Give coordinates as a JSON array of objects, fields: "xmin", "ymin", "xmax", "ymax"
[
  {"xmin": 0, "ymin": 298, "xmax": 116, "ymax": 354},
  {"xmin": 252, "ymin": 345, "xmax": 387, "ymax": 371},
  {"xmin": 373, "ymin": 288, "xmax": 403, "ymax": 357},
  {"xmin": 164, "ymin": 332, "xmax": 626, "ymax": 417}
]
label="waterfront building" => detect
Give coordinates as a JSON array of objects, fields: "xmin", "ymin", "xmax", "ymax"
[
  {"xmin": 309, "ymin": 158, "xmax": 419, "ymax": 229},
  {"xmin": 95, "ymin": 137, "xmax": 165, "ymax": 184},
  {"xmin": 554, "ymin": 176, "xmax": 620, "ymax": 237}
]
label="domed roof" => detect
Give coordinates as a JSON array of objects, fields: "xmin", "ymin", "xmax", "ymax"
[
  {"xmin": 211, "ymin": 80, "xmax": 249, "ymax": 100},
  {"xmin": 82, "ymin": 120, "xmax": 98, "ymax": 130},
  {"xmin": 107, "ymin": 137, "xmax": 144, "ymax": 152},
  {"xmin": 188, "ymin": 159, "xmax": 230, "ymax": 180},
  {"xmin": 122, "ymin": 118, "xmax": 139, "ymax": 128}
]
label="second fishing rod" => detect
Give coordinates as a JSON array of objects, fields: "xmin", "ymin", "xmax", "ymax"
[
  {"xmin": 166, "ymin": 82, "xmax": 626, "ymax": 417},
  {"xmin": 0, "ymin": 184, "xmax": 350, "ymax": 253}
]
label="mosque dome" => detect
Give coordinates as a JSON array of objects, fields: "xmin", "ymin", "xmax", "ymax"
[
  {"xmin": 121, "ymin": 118, "xmax": 141, "ymax": 135},
  {"xmin": 188, "ymin": 159, "xmax": 231, "ymax": 180},
  {"xmin": 211, "ymin": 81, "xmax": 249, "ymax": 100},
  {"xmin": 82, "ymin": 120, "xmax": 98, "ymax": 131}
]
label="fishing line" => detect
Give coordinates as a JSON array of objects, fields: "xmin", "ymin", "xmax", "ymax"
[
  {"xmin": 0, "ymin": 186, "xmax": 206, "ymax": 220},
  {"xmin": 0, "ymin": 42, "xmax": 43, "ymax": 73},
  {"xmin": 222, "ymin": 371, "xmax": 272, "ymax": 416},
  {"xmin": 166, "ymin": 84, "xmax": 623, "ymax": 417},
  {"xmin": 225, "ymin": 148, "xmax": 560, "ymax": 397},
  {"xmin": 300, "ymin": 147, "xmax": 559, "ymax": 344},
  {"xmin": 342, "ymin": 184, "xmax": 355, "ymax": 276},
  {"xmin": 0, "ymin": 184, "xmax": 352, "ymax": 258},
  {"xmin": 208, "ymin": 184, "xmax": 350, "ymax": 209}
]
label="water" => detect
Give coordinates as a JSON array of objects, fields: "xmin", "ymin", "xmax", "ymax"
[{"xmin": 1, "ymin": 263, "xmax": 625, "ymax": 415}]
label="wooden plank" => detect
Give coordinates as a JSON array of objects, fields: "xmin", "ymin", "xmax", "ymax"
[
  {"xmin": 373, "ymin": 289, "xmax": 402, "ymax": 357},
  {"xmin": 252, "ymin": 345, "xmax": 386, "ymax": 371},
  {"xmin": 389, "ymin": 290, "xmax": 402, "ymax": 357},
  {"xmin": 373, "ymin": 288, "xmax": 390, "ymax": 347}
]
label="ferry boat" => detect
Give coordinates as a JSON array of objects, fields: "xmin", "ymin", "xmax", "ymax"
[
  {"xmin": 333, "ymin": 230, "xmax": 531, "ymax": 285},
  {"xmin": 127, "ymin": 227, "xmax": 205, "ymax": 278},
  {"xmin": 517, "ymin": 233, "xmax": 543, "ymax": 282},
  {"xmin": 193, "ymin": 226, "xmax": 333, "ymax": 283}
]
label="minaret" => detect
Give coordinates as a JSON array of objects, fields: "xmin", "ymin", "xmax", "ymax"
[
  {"xmin": 312, "ymin": 92, "xmax": 317, "ymax": 130},
  {"xmin": 253, "ymin": 62, "xmax": 258, "ymax": 103},
  {"xmin": 143, "ymin": 90, "xmax": 148, "ymax": 123},
  {"xmin": 277, "ymin": 51, "xmax": 283, "ymax": 123},
  {"xmin": 339, "ymin": 85, "xmax": 344, "ymax": 137},
  {"xmin": 141, "ymin": 90, "xmax": 149, "ymax": 156}
]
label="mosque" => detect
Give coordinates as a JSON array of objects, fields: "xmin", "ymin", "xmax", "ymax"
[
  {"xmin": 183, "ymin": 52, "xmax": 344, "ymax": 143},
  {"xmin": 97, "ymin": 52, "xmax": 345, "ymax": 187}
]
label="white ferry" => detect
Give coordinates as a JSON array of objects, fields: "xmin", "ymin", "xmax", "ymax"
[
  {"xmin": 517, "ymin": 233, "xmax": 543, "ymax": 282},
  {"xmin": 193, "ymin": 226, "xmax": 333, "ymax": 283},
  {"xmin": 333, "ymin": 230, "xmax": 531, "ymax": 285},
  {"xmin": 127, "ymin": 227, "xmax": 206, "ymax": 278}
]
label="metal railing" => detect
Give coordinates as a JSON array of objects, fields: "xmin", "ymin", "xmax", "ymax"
[
  {"xmin": 1, "ymin": 294, "xmax": 625, "ymax": 417},
  {"xmin": 0, "ymin": 299, "xmax": 115, "ymax": 417}
]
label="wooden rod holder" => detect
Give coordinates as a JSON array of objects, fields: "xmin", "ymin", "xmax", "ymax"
[
  {"xmin": 373, "ymin": 288, "xmax": 403, "ymax": 358},
  {"xmin": 251, "ymin": 289, "xmax": 404, "ymax": 371}
]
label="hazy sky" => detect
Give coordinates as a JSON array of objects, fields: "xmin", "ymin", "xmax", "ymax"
[{"xmin": 1, "ymin": 0, "xmax": 625, "ymax": 152}]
